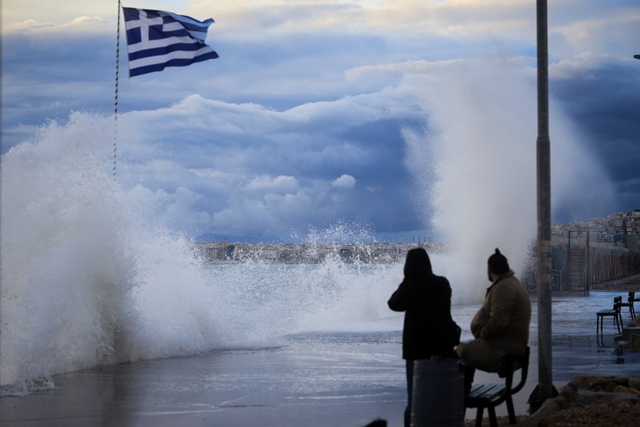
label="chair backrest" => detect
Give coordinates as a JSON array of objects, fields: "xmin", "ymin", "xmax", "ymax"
[
  {"xmin": 491, "ymin": 346, "xmax": 530, "ymax": 406},
  {"xmin": 629, "ymin": 292, "xmax": 635, "ymax": 304},
  {"xmin": 613, "ymin": 296, "xmax": 622, "ymax": 309},
  {"xmin": 508, "ymin": 346, "xmax": 530, "ymax": 395},
  {"xmin": 498, "ymin": 346, "xmax": 529, "ymax": 377}
]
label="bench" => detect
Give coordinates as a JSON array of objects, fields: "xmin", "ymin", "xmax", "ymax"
[
  {"xmin": 596, "ymin": 296, "xmax": 623, "ymax": 334},
  {"xmin": 465, "ymin": 347, "xmax": 530, "ymax": 427},
  {"xmin": 619, "ymin": 291, "xmax": 636, "ymax": 319}
]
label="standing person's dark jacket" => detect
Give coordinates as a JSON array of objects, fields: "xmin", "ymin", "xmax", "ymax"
[
  {"xmin": 388, "ymin": 248, "xmax": 460, "ymax": 427},
  {"xmin": 388, "ymin": 249, "xmax": 460, "ymax": 359}
]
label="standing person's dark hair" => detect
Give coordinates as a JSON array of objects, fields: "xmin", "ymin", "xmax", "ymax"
[{"xmin": 388, "ymin": 247, "xmax": 460, "ymax": 427}]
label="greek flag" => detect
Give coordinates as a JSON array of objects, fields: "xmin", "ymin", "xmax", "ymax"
[{"xmin": 123, "ymin": 7, "xmax": 219, "ymax": 77}]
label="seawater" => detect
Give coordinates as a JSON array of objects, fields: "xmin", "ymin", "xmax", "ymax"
[
  {"xmin": 203, "ymin": 262, "xmax": 403, "ymax": 340},
  {"xmin": 0, "ymin": 245, "xmax": 406, "ymax": 396},
  {"xmin": 1, "ymin": 235, "xmax": 477, "ymax": 398}
]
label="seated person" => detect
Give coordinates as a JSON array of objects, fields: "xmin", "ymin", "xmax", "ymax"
[{"xmin": 456, "ymin": 248, "xmax": 531, "ymax": 393}]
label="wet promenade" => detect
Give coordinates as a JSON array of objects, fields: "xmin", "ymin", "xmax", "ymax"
[
  {"xmin": 1, "ymin": 275, "xmax": 639, "ymax": 427},
  {"xmin": 499, "ymin": 274, "xmax": 640, "ymax": 418}
]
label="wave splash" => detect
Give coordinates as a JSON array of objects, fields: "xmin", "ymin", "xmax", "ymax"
[
  {"xmin": 402, "ymin": 58, "xmax": 615, "ymax": 302},
  {"xmin": 0, "ymin": 115, "xmax": 405, "ymax": 395},
  {"xmin": 0, "ymin": 114, "xmax": 226, "ymax": 394}
]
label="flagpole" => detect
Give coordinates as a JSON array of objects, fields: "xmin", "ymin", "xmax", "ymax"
[{"xmin": 113, "ymin": 0, "xmax": 122, "ymax": 181}]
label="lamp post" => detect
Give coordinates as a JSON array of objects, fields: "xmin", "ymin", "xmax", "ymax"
[{"xmin": 528, "ymin": 0, "xmax": 558, "ymax": 408}]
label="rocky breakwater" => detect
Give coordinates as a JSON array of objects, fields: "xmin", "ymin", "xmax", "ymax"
[{"xmin": 520, "ymin": 376, "xmax": 640, "ymax": 426}]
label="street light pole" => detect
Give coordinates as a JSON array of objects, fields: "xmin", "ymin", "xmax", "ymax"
[{"xmin": 529, "ymin": 0, "xmax": 558, "ymax": 408}]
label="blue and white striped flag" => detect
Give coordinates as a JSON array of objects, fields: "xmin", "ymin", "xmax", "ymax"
[{"xmin": 123, "ymin": 7, "xmax": 219, "ymax": 77}]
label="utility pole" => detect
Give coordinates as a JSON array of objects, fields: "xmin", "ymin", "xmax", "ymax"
[{"xmin": 529, "ymin": 0, "xmax": 558, "ymax": 408}]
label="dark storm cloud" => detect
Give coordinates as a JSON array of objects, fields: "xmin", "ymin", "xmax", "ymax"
[
  {"xmin": 551, "ymin": 55, "xmax": 640, "ymax": 213},
  {"xmin": 2, "ymin": 29, "xmax": 115, "ymax": 146},
  {"xmin": 107, "ymin": 92, "xmax": 426, "ymax": 239},
  {"xmin": 2, "ymin": 1, "xmax": 639, "ymax": 241}
]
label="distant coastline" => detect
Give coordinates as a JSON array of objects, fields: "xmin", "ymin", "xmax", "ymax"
[
  {"xmin": 194, "ymin": 210, "xmax": 640, "ymax": 265},
  {"xmin": 194, "ymin": 241, "xmax": 446, "ymax": 264},
  {"xmin": 551, "ymin": 210, "xmax": 640, "ymax": 250}
]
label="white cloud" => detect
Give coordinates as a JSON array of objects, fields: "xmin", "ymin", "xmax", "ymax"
[{"xmin": 332, "ymin": 174, "xmax": 356, "ymax": 189}]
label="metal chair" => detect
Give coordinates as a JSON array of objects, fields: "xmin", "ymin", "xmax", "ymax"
[
  {"xmin": 619, "ymin": 291, "xmax": 636, "ymax": 319},
  {"xmin": 596, "ymin": 296, "xmax": 623, "ymax": 334},
  {"xmin": 465, "ymin": 347, "xmax": 530, "ymax": 427}
]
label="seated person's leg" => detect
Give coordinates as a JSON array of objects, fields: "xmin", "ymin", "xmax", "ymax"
[
  {"xmin": 456, "ymin": 339, "xmax": 505, "ymax": 395},
  {"xmin": 462, "ymin": 364, "xmax": 475, "ymax": 395},
  {"xmin": 456, "ymin": 339, "xmax": 504, "ymax": 372}
]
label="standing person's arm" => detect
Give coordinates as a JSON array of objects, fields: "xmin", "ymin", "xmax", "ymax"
[{"xmin": 388, "ymin": 281, "xmax": 410, "ymax": 312}]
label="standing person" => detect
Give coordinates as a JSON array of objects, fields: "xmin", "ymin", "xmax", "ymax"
[
  {"xmin": 455, "ymin": 248, "xmax": 531, "ymax": 393},
  {"xmin": 388, "ymin": 247, "xmax": 460, "ymax": 427}
]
